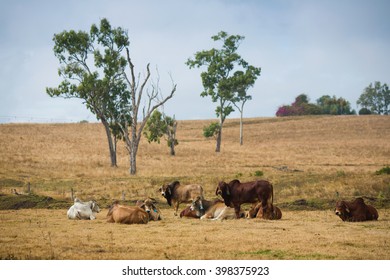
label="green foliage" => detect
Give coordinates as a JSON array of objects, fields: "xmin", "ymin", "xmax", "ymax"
[
  {"xmin": 277, "ymin": 94, "xmax": 355, "ymax": 116},
  {"xmin": 316, "ymin": 95, "xmax": 355, "ymax": 115},
  {"xmin": 186, "ymin": 31, "xmax": 260, "ymax": 151},
  {"xmin": 375, "ymin": 166, "xmax": 390, "ymax": 175},
  {"xmin": 358, "ymin": 108, "xmax": 372, "ymax": 115},
  {"xmin": 144, "ymin": 110, "xmax": 165, "ymax": 144},
  {"xmin": 46, "ymin": 18, "xmax": 130, "ymax": 131},
  {"xmin": 143, "ymin": 110, "xmax": 178, "ymax": 154},
  {"xmin": 253, "ymin": 170, "xmax": 264, "ymax": 177},
  {"xmin": 203, "ymin": 122, "xmax": 220, "ymax": 138},
  {"xmin": 357, "ymin": 81, "xmax": 390, "ymax": 115}
]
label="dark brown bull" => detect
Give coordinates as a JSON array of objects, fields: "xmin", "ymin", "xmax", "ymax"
[
  {"xmin": 246, "ymin": 202, "xmax": 282, "ymax": 220},
  {"xmin": 216, "ymin": 179, "xmax": 274, "ymax": 218},
  {"xmin": 335, "ymin": 197, "xmax": 378, "ymax": 222}
]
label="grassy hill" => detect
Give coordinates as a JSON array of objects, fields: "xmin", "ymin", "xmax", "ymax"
[{"xmin": 0, "ymin": 115, "xmax": 389, "ymax": 208}]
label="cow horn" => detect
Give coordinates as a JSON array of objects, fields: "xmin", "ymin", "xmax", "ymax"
[{"xmin": 226, "ymin": 185, "xmax": 230, "ymax": 195}]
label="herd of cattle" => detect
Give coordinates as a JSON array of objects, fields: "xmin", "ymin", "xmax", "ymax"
[{"xmin": 67, "ymin": 179, "xmax": 379, "ymax": 224}]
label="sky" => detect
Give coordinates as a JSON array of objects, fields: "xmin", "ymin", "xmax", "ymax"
[{"xmin": 0, "ymin": 0, "xmax": 389, "ymax": 123}]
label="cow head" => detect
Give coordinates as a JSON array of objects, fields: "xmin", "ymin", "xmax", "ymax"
[
  {"xmin": 189, "ymin": 196, "xmax": 204, "ymax": 216},
  {"xmin": 139, "ymin": 198, "xmax": 157, "ymax": 213},
  {"xmin": 216, "ymin": 181, "xmax": 232, "ymax": 207},
  {"xmin": 90, "ymin": 200, "xmax": 101, "ymax": 213},
  {"xmin": 190, "ymin": 196, "xmax": 201, "ymax": 211},
  {"xmin": 335, "ymin": 200, "xmax": 350, "ymax": 221},
  {"xmin": 159, "ymin": 181, "xmax": 179, "ymax": 206}
]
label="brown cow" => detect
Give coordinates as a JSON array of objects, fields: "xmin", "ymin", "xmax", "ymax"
[
  {"xmin": 106, "ymin": 201, "xmax": 149, "ymax": 224},
  {"xmin": 216, "ymin": 179, "xmax": 274, "ymax": 218},
  {"xmin": 180, "ymin": 206, "xmax": 199, "ymax": 218},
  {"xmin": 246, "ymin": 202, "xmax": 282, "ymax": 220},
  {"xmin": 135, "ymin": 198, "xmax": 162, "ymax": 221},
  {"xmin": 190, "ymin": 196, "xmax": 244, "ymax": 220},
  {"xmin": 335, "ymin": 197, "xmax": 378, "ymax": 222},
  {"xmin": 159, "ymin": 181, "xmax": 204, "ymax": 216}
]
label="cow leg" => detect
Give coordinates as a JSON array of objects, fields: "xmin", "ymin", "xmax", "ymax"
[
  {"xmin": 234, "ymin": 205, "xmax": 241, "ymax": 219},
  {"xmin": 174, "ymin": 202, "xmax": 179, "ymax": 216}
]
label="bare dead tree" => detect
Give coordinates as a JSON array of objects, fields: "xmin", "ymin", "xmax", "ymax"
[{"xmin": 118, "ymin": 48, "xmax": 176, "ymax": 175}]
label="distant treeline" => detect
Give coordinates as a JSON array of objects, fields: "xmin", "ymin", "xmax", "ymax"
[
  {"xmin": 276, "ymin": 94, "xmax": 355, "ymax": 117},
  {"xmin": 276, "ymin": 81, "xmax": 389, "ymax": 117}
]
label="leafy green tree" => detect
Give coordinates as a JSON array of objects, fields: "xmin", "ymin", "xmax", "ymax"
[
  {"xmin": 46, "ymin": 18, "xmax": 129, "ymax": 167},
  {"xmin": 357, "ymin": 81, "xmax": 389, "ymax": 115},
  {"xmin": 316, "ymin": 95, "xmax": 355, "ymax": 115},
  {"xmin": 143, "ymin": 110, "xmax": 178, "ymax": 156},
  {"xmin": 186, "ymin": 31, "xmax": 261, "ymax": 152}
]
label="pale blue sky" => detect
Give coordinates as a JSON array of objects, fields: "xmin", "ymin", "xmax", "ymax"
[{"xmin": 0, "ymin": 0, "xmax": 389, "ymax": 122}]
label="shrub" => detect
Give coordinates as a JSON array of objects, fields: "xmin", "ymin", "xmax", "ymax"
[
  {"xmin": 253, "ymin": 170, "xmax": 264, "ymax": 177},
  {"xmin": 203, "ymin": 122, "xmax": 220, "ymax": 138},
  {"xmin": 375, "ymin": 166, "xmax": 390, "ymax": 175},
  {"xmin": 359, "ymin": 108, "xmax": 372, "ymax": 115}
]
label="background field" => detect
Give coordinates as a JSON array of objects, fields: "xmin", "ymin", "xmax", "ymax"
[{"xmin": 0, "ymin": 115, "xmax": 389, "ymax": 259}]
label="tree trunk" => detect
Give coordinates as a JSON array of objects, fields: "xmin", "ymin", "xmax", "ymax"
[
  {"xmin": 129, "ymin": 143, "xmax": 137, "ymax": 175},
  {"xmin": 215, "ymin": 121, "xmax": 222, "ymax": 153},
  {"xmin": 169, "ymin": 141, "xmax": 176, "ymax": 156},
  {"xmin": 129, "ymin": 117, "xmax": 138, "ymax": 175},
  {"xmin": 239, "ymin": 109, "xmax": 244, "ymax": 146},
  {"xmin": 101, "ymin": 118, "xmax": 117, "ymax": 167}
]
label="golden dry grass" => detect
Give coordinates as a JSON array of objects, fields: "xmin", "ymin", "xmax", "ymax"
[
  {"xmin": 0, "ymin": 115, "xmax": 389, "ymax": 259},
  {"xmin": 0, "ymin": 208, "xmax": 389, "ymax": 260}
]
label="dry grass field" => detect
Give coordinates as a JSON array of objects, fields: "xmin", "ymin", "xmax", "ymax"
[{"xmin": 0, "ymin": 115, "xmax": 389, "ymax": 259}]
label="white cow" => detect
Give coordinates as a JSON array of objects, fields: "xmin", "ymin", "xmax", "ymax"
[{"xmin": 67, "ymin": 198, "xmax": 101, "ymax": 220}]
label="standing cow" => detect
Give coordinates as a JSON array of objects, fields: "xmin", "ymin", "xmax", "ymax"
[
  {"xmin": 216, "ymin": 179, "xmax": 274, "ymax": 218},
  {"xmin": 159, "ymin": 181, "xmax": 204, "ymax": 216},
  {"xmin": 335, "ymin": 197, "xmax": 378, "ymax": 222}
]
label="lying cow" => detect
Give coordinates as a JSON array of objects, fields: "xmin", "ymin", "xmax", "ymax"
[
  {"xmin": 335, "ymin": 197, "xmax": 378, "ymax": 222},
  {"xmin": 67, "ymin": 198, "xmax": 101, "ymax": 220},
  {"xmin": 246, "ymin": 202, "xmax": 282, "ymax": 220},
  {"xmin": 180, "ymin": 205, "xmax": 200, "ymax": 219},
  {"xmin": 159, "ymin": 181, "xmax": 204, "ymax": 216},
  {"xmin": 216, "ymin": 179, "xmax": 274, "ymax": 218},
  {"xmin": 135, "ymin": 198, "xmax": 162, "ymax": 221},
  {"xmin": 106, "ymin": 201, "xmax": 149, "ymax": 224},
  {"xmin": 190, "ymin": 196, "xmax": 244, "ymax": 220}
]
